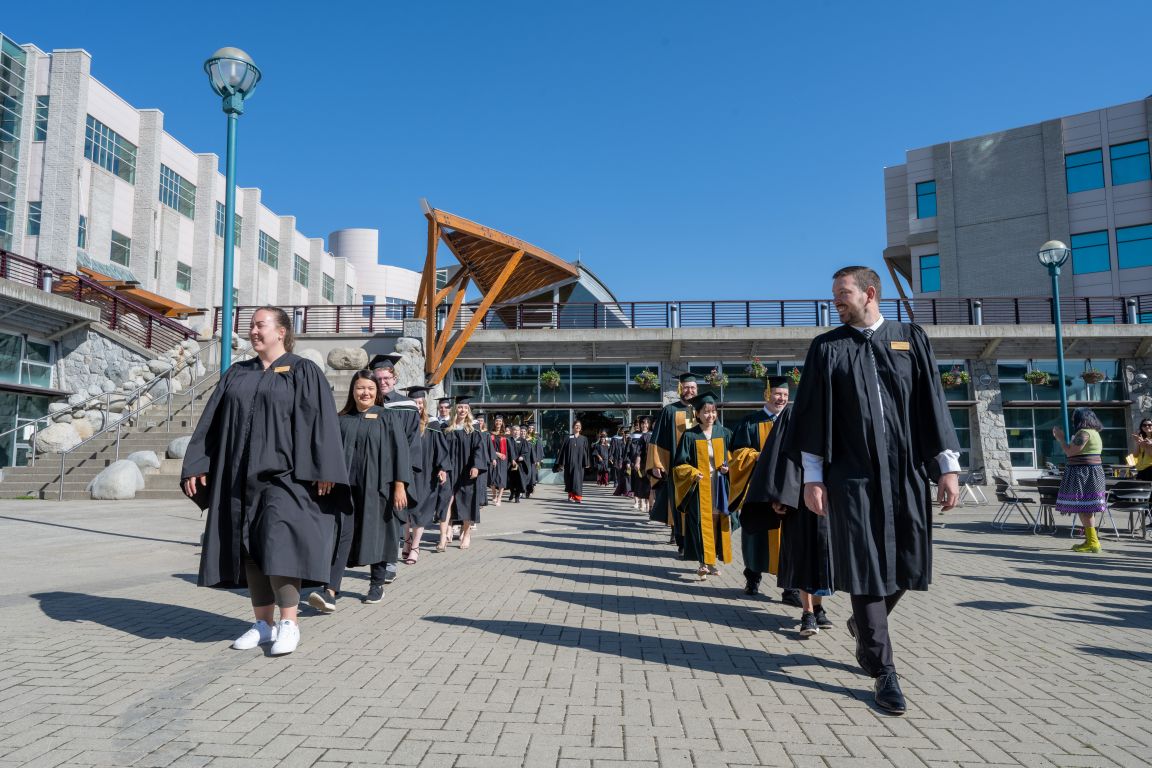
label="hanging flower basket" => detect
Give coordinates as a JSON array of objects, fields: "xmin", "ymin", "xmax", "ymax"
[
  {"xmin": 745, "ymin": 357, "xmax": 767, "ymax": 380},
  {"xmin": 539, "ymin": 368, "xmax": 562, "ymax": 390},
  {"xmin": 940, "ymin": 366, "xmax": 971, "ymax": 388},
  {"xmin": 1080, "ymin": 369, "xmax": 1106, "ymax": 385},
  {"xmin": 1024, "ymin": 370, "xmax": 1051, "ymax": 386},
  {"xmin": 632, "ymin": 369, "xmax": 660, "ymax": 392},
  {"xmin": 704, "ymin": 368, "xmax": 728, "ymax": 388},
  {"xmin": 785, "ymin": 366, "xmax": 802, "ymax": 386}
]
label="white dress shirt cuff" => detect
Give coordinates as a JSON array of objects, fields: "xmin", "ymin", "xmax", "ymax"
[
  {"xmin": 801, "ymin": 452, "xmax": 824, "ymax": 484},
  {"xmin": 938, "ymin": 449, "xmax": 961, "ymax": 475}
]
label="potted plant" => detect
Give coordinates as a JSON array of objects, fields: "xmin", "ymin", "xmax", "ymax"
[
  {"xmin": 632, "ymin": 368, "xmax": 660, "ymax": 392},
  {"xmin": 1023, "ymin": 370, "xmax": 1051, "ymax": 386},
  {"xmin": 1080, "ymin": 368, "xmax": 1106, "ymax": 385},
  {"xmin": 785, "ymin": 366, "xmax": 802, "ymax": 386},
  {"xmin": 940, "ymin": 366, "xmax": 971, "ymax": 389},
  {"xmin": 539, "ymin": 367, "xmax": 562, "ymax": 390},
  {"xmin": 704, "ymin": 368, "xmax": 728, "ymax": 388},
  {"xmin": 745, "ymin": 357, "xmax": 767, "ymax": 380}
]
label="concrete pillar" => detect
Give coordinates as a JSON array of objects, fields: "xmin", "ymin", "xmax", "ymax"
[
  {"xmin": 130, "ymin": 110, "xmax": 163, "ymax": 290},
  {"xmin": 191, "ymin": 154, "xmax": 218, "ymax": 310},
  {"xmin": 37, "ymin": 49, "xmax": 90, "ymax": 271}
]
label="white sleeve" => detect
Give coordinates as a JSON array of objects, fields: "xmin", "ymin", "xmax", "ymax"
[
  {"xmin": 937, "ymin": 449, "xmax": 961, "ymax": 475},
  {"xmin": 801, "ymin": 452, "xmax": 824, "ymax": 484}
]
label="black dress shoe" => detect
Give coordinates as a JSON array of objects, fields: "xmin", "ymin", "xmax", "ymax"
[
  {"xmin": 873, "ymin": 671, "xmax": 907, "ymax": 715},
  {"xmin": 743, "ymin": 580, "xmax": 760, "ymax": 596},
  {"xmin": 781, "ymin": 588, "xmax": 803, "ymax": 608}
]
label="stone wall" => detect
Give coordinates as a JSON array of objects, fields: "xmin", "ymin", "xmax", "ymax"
[
  {"xmin": 1124, "ymin": 357, "xmax": 1152, "ymax": 429},
  {"xmin": 971, "ymin": 357, "xmax": 1011, "ymax": 481},
  {"xmin": 57, "ymin": 327, "xmax": 152, "ymax": 396}
]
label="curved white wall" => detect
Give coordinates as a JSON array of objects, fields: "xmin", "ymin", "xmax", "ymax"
[{"xmin": 329, "ymin": 228, "xmax": 420, "ymax": 305}]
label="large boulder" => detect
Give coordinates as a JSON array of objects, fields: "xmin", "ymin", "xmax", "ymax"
[
  {"xmin": 327, "ymin": 347, "xmax": 368, "ymax": 370},
  {"xmin": 125, "ymin": 450, "xmax": 162, "ymax": 474},
  {"xmin": 297, "ymin": 348, "xmax": 326, "ymax": 371},
  {"xmin": 34, "ymin": 423, "xmax": 81, "ymax": 454},
  {"xmin": 85, "ymin": 411, "xmax": 108, "ymax": 432},
  {"xmin": 167, "ymin": 435, "xmax": 192, "ymax": 459},
  {"xmin": 72, "ymin": 419, "xmax": 94, "ymax": 440},
  {"xmin": 67, "ymin": 392, "xmax": 88, "ymax": 407},
  {"xmin": 48, "ymin": 402, "xmax": 70, "ymax": 414},
  {"xmin": 87, "ymin": 460, "xmax": 145, "ymax": 500},
  {"xmin": 147, "ymin": 358, "xmax": 174, "ymax": 375}
]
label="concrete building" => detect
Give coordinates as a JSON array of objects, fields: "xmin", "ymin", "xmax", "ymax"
[
  {"xmin": 884, "ymin": 95, "xmax": 1152, "ymax": 313},
  {"xmin": 328, "ymin": 228, "xmax": 419, "ymax": 313},
  {"xmin": 3, "ymin": 34, "xmax": 357, "ymax": 317}
]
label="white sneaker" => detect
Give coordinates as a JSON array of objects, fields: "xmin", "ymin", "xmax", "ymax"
[
  {"xmin": 269, "ymin": 620, "xmax": 300, "ymax": 656},
  {"xmin": 232, "ymin": 620, "xmax": 277, "ymax": 650}
]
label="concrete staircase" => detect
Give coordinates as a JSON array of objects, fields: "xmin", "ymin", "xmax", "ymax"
[
  {"xmin": 0, "ymin": 387, "xmax": 212, "ymax": 501},
  {"xmin": 1, "ymin": 366, "xmax": 352, "ymax": 501}
]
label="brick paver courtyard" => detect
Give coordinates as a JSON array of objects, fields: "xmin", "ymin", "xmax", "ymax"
[{"xmin": 1, "ymin": 485, "xmax": 1150, "ymax": 767}]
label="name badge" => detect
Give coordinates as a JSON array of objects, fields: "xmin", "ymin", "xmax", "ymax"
[
  {"xmin": 364, "ymin": 413, "xmax": 378, "ymax": 419},
  {"xmin": 274, "ymin": 365, "xmax": 292, "ymax": 373},
  {"xmin": 890, "ymin": 341, "xmax": 911, "ymax": 351}
]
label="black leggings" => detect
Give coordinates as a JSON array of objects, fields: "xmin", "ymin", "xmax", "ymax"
[{"xmin": 243, "ymin": 554, "xmax": 301, "ymax": 609}]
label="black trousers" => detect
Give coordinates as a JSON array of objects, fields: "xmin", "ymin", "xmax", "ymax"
[
  {"xmin": 850, "ymin": 590, "xmax": 905, "ymax": 677},
  {"xmin": 327, "ymin": 512, "xmax": 355, "ymax": 594}
]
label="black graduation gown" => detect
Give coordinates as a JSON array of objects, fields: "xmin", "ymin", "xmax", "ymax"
[
  {"xmin": 488, "ymin": 433, "xmax": 511, "ymax": 488},
  {"xmin": 629, "ymin": 432, "xmax": 652, "ymax": 497},
  {"xmin": 337, "ymin": 406, "xmax": 412, "ymax": 568},
  {"xmin": 410, "ymin": 423, "xmax": 450, "ymax": 527},
  {"xmin": 380, "ymin": 396, "xmax": 421, "ymax": 522},
  {"xmin": 476, "ymin": 429, "xmax": 492, "ymax": 505},
  {"xmin": 445, "ymin": 428, "xmax": 485, "ymax": 522},
  {"xmin": 647, "ymin": 401, "xmax": 694, "ymax": 526},
  {"xmin": 556, "ymin": 434, "xmax": 591, "ymax": 496},
  {"xmin": 507, "ymin": 438, "xmax": 528, "ymax": 493},
  {"xmin": 523, "ymin": 439, "xmax": 541, "ymax": 492},
  {"xmin": 593, "ymin": 441, "xmax": 612, "ymax": 474},
  {"xmin": 613, "ymin": 436, "xmax": 632, "ymax": 496},
  {"xmin": 741, "ymin": 405, "xmax": 833, "ymax": 592},
  {"xmin": 786, "ymin": 320, "xmax": 959, "ymax": 595},
  {"xmin": 182, "ymin": 353, "xmax": 349, "ymax": 587}
]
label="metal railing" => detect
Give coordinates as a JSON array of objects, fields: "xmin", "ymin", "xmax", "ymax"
[
  {"xmin": 0, "ymin": 249, "xmax": 199, "ymax": 351},
  {"xmin": 212, "ymin": 294, "xmax": 1152, "ymax": 334},
  {"xmin": 41, "ymin": 339, "xmax": 253, "ymax": 498}
]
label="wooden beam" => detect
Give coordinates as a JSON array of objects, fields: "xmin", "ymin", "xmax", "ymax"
[
  {"xmin": 431, "ymin": 267, "xmax": 468, "ymax": 307},
  {"xmin": 884, "ymin": 257, "xmax": 914, "ymax": 322},
  {"xmin": 415, "ymin": 218, "xmax": 439, "ymax": 319},
  {"xmin": 431, "ymin": 250, "xmax": 524, "ymax": 383},
  {"xmin": 429, "ymin": 209, "xmax": 576, "ymax": 277},
  {"xmin": 432, "ymin": 275, "xmax": 470, "ymax": 369},
  {"xmin": 423, "ymin": 220, "xmax": 440, "ymax": 367}
]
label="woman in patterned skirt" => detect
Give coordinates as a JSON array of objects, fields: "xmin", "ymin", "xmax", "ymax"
[{"xmin": 1053, "ymin": 408, "xmax": 1107, "ymax": 553}]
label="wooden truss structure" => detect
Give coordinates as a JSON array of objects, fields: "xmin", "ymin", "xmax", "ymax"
[{"xmin": 415, "ymin": 203, "xmax": 578, "ymax": 385}]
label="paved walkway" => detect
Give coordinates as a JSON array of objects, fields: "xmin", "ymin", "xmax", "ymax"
[{"xmin": 1, "ymin": 486, "xmax": 1150, "ymax": 767}]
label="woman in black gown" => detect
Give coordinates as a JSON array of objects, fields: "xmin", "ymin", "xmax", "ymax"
[
  {"xmin": 440, "ymin": 397, "xmax": 484, "ymax": 551},
  {"xmin": 555, "ymin": 420, "xmax": 591, "ymax": 503},
  {"xmin": 182, "ymin": 307, "xmax": 347, "ymax": 656},
  {"xmin": 400, "ymin": 386, "xmax": 449, "ymax": 564}
]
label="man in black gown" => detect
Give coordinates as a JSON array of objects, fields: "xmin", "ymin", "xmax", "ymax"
[
  {"xmin": 647, "ymin": 373, "xmax": 698, "ymax": 554},
  {"xmin": 369, "ymin": 354, "xmax": 420, "ymax": 584},
  {"xmin": 787, "ymin": 266, "xmax": 959, "ymax": 715}
]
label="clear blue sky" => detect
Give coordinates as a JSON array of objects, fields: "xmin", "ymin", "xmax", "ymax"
[{"xmin": 7, "ymin": 1, "xmax": 1152, "ymax": 300}]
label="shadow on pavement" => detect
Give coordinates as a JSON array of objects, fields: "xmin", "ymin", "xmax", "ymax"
[
  {"xmin": 0, "ymin": 514, "xmax": 198, "ymax": 547},
  {"xmin": 1075, "ymin": 645, "xmax": 1152, "ymax": 663},
  {"xmin": 424, "ymin": 615, "xmax": 863, "ymax": 696},
  {"xmin": 31, "ymin": 591, "xmax": 249, "ymax": 642}
]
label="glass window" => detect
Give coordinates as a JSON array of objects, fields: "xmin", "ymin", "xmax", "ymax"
[
  {"xmin": 915, "ymin": 180, "xmax": 937, "ymax": 218},
  {"xmin": 571, "ymin": 364, "xmax": 627, "ymax": 403},
  {"xmin": 362, "ymin": 294, "xmax": 375, "ymax": 319},
  {"xmin": 1070, "ymin": 230, "xmax": 1110, "ymax": 274},
  {"xmin": 346, "ymin": 286, "xmax": 355, "ymax": 305},
  {"xmin": 384, "ymin": 296, "xmax": 413, "ymax": 319},
  {"xmin": 1065, "ymin": 148, "xmax": 1104, "ymax": 193},
  {"xmin": 258, "ymin": 231, "xmax": 279, "ymax": 269},
  {"xmin": 1110, "ymin": 139, "xmax": 1150, "ymax": 186},
  {"xmin": 486, "ymin": 365, "xmax": 540, "ymax": 403},
  {"xmin": 214, "ymin": 202, "xmax": 242, "ymax": 247},
  {"xmin": 110, "ymin": 231, "xmax": 131, "ymax": 266},
  {"xmin": 158, "ymin": 165, "xmax": 196, "ymax": 218},
  {"xmin": 435, "ymin": 268, "xmax": 449, "ymax": 290},
  {"xmin": 0, "ymin": 332, "xmax": 20, "ymax": 384},
  {"xmin": 83, "ymin": 115, "xmax": 136, "ymax": 184},
  {"xmin": 537, "ymin": 365, "xmax": 570, "ymax": 404},
  {"xmin": 26, "ymin": 201, "xmax": 40, "ymax": 236},
  {"xmin": 293, "ymin": 254, "xmax": 309, "ymax": 287},
  {"xmin": 322, "ymin": 273, "xmax": 334, "ymax": 301},
  {"xmin": 175, "ymin": 262, "xmax": 191, "ymax": 291},
  {"xmin": 938, "ymin": 361, "xmax": 970, "ymax": 402},
  {"xmin": 919, "ymin": 254, "xmax": 941, "ymax": 292},
  {"xmin": 950, "ymin": 408, "xmax": 971, "ymax": 468},
  {"xmin": 33, "ymin": 95, "xmax": 48, "ymax": 141},
  {"xmin": 1117, "ymin": 223, "xmax": 1152, "ymax": 269},
  {"xmin": 450, "ymin": 365, "xmax": 484, "ymax": 402},
  {"xmin": 77, "ymin": 214, "xmax": 86, "ymax": 249}
]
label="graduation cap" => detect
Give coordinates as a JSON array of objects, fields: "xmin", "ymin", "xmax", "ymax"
[
  {"xmin": 453, "ymin": 395, "xmax": 473, "ymax": 405},
  {"xmin": 687, "ymin": 390, "xmax": 720, "ymax": 409},
  {"xmin": 403, "ymin": 386, "xmax": 431, "ymax": 399},
  {"xmin": 368, "ymin": 353, "xmax": 403, "ymax": 371},
  {"xmin": 436, "ymin": 397, "xmax": 452, "ymax": 406},
  {"xmin": 766, "ymin": 375, "xmax": 791, "ymax": 390},
  {"xmin": 676, "ymin": 372, "xmax": 699, "ymax": 384}
]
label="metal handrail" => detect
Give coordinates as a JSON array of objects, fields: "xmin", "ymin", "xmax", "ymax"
[{"xmin": 45, "ymin": 339, "xmax": 252, "ymax": 498}]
